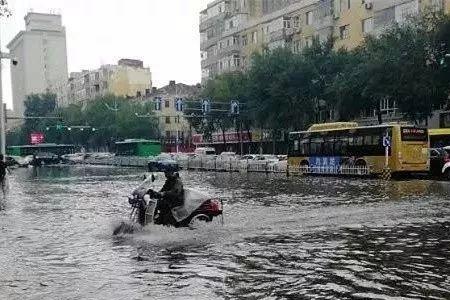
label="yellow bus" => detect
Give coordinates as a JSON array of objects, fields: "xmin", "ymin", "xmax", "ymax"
[
  {"xmin": 429, "ymin": 128, "xmax": 450, "ymax": 148},
  {"xmin": 288, "ymin": 122, "xmax": 429, "ymax": 176}
]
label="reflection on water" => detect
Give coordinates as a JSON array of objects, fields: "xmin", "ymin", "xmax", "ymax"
[{"xmin": 0, "ymin": 166, "xmax": 449, "ymax": 299}]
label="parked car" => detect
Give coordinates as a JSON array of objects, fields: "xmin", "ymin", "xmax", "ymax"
[
  {"xmin": 241, "ymin": 154, "xmax": 257, "ymax": 160},
  {"xmin": 31, "ymin": 152, "xmax": 60, "ymax": 166},
  {"xmin": 148, "ymin": 155, "xmax": 180, "ymax": 172},
  {"xmin": 61, "ymin": 153, "xmax": 85, "ymax": 164},
  {"xmin": 429, "ymin": 148, "xmax": 448, "ymax": 176},
  {"xmin": 5, "ymin": 156, "xmax": 18, "ymax": 167},
  {"xmin": 194, "ymin": 147, "xmax": 216, "ymax": 156},
  {"xmin": 440, "ymin": 147, "xmax": 450, "ymax": 179},
  {"xmin": 10, "ymin": 155, "xmax": 33, "ymax": 167}
]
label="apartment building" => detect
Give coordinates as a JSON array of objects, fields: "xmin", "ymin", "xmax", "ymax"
[
  {"xmin": 200, "ymin": 0, "xmax": 449, "ymax": 83},
  {"xmin": 7, "ymin": 12, "xmax": 69, "ymax": 115},
  {"xmin": 68, "ymin": 59, "xmax": 152, "ymax": 104},
  {"xmin": 146, "ymin": 81, "xmax": 201, "ymax": 152}
]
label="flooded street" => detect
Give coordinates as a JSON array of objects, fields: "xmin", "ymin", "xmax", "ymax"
[{"xmin": 1, "ymin": 166, "xmax": 449, "ymax": 299}]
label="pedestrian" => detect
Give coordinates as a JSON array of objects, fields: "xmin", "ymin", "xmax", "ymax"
[{"xmin": 0, "ymin": 154, "xmax": 11, "ymax": 196}]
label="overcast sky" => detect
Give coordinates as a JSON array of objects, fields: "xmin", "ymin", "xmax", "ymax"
[{"xmin": 1, "ymin": 0, "xmax": 212, "ymax": 109}]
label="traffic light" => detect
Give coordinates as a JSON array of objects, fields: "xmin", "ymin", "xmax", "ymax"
[
  {"xmin": 202, "ymin": 100, "xmax": 211, "ymax": 114},
  {"xmin": 154, "ymin": 97, "xmax": 162, "ymax": 111},
  {"xmin": 231, "ymin": 100, "xmax": 239, "ymax": 115},
  {"xmin": 175, "ymin": 98, "xmax": 184, "ymax": 112}
]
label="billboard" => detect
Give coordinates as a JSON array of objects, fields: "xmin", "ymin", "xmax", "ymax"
[{"xmin": 30, "ymin": 132, "xmax": 45, "ymax": 145}]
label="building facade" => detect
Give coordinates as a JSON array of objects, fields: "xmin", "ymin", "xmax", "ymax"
[
  {"xmin": 68, "ymin": 59, "xmax": 152, "ymax": 104},
  {"xmin": 200, "ymin": 0, "xmax": 450, "ymax": 83},
  {"xmin": 146, "ymin": 81, "xmax": 202, "ymax": 152},
  {"xmin": 7, "ymin": 12, "xmax": 69, "ymax": 116}
]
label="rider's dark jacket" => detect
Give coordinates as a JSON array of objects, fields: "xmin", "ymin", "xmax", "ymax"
[{"xmin": 160, "ymin": 175, "xmax": 184, "ymax": 208}]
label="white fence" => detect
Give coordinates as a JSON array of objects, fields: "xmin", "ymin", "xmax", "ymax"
[{"xmin": 81, "ymin": 155, "xmax": 371, "ymax": 177}]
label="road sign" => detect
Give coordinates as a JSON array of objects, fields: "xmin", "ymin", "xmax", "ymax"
[
  {"xmin": 154, "ymin": 97, "xmax": 162, "ymax": 111},
  {"xmin": 175, "ymin": 98, "xmax": 184, "ymax": 112},
  {"xmin": 383, "ymin": 136, "xmax": 391, "ymax": 148},
  {"xmin": 230, "ymin": 100, "xmax": 239, "ymax": 115},
  {"xmin": 202, "ymin": 100, "xmax": 211, "ymax": 114}
]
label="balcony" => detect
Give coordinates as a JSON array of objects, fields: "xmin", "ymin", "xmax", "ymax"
[
  {"xmin": 218, "ymin": 43, "xmax": 241, "ymax": 57},
  {"xmin": 269, "ymin": 28, "xmax": 295, "ymax": 43},
  {"xmin": 199, "ymin": 12, "xmax": 228, "ymax": 32},
  {"xmin": 201, "ymin": 55, "xmax": 218, "ymax": 69},
  {"xmin": 314, "ymin": 14, "xmax": 335, "ymax": 30}
]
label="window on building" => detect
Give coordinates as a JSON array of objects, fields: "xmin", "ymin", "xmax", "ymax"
[
  {"xmin": 145, "ymin": 88, "xmax": 151, "ymax": 96},
  {"xmin": 252, "ymin": 31, "xmax": 258, "ymax": 44},
  {"xmin": 306, "ymin": 11, "xmax": 313, "ymax": 25},
  {"xmin": 293, "ymin": 16, "xmax": 300, "ymax": 28},
  {"xmin": 165, "ymin": 100, "xmax": 170, "ymax": 108},
  {"xmin": 233, "ymin": 36, "xmax": 239, "ymax": 45},
  {"xmin": 94, "ymin": 84, "xmax": 100, "ymax": 92},
  {"xmin": 136, "ymin": 91, "xmax": 142, "ymax": 97},
  {"xmin": 227, "ymin": 39, "xmax": 230, "ymax": 47},
  {"xmin": 362, "ymin": 18, "xmax": 374, "ymax": 34},
  {"xmin": 293, "ymin": 40, "xmax": 301, "ymax": 53},
  {"xmin": 430, "ymin": 0, "xmax": 443, "ymax": 11},
  {"xmin": 175, "ymin": 116, "xmax": 180, "ymax": 124},
  {"xmin": 283, "ymin": 17, "xmax": 291, "ymax": 29},
  {"xmin": 165, "ymin": 131, "xmax": 171, "ymax": 138},
  {"xmin": 95, "ymin": 72, "xmax": 100, "ymax": 81},
  {"xmin": 305, "ymin": 36, "xmax": 313, "ymax": 48},
  {"xmin": 340, "ymin": 0, "xmax": 350, "ymax": 11},
  {"xmin": 339, "ymin": 24, "xmax": 350, "ymax": 39},
  {"xmin": 233, "ymin": 55, "xmax": 241, "ymax": 67},
  {"xmin": 165, "ymin": 116, "xmax": 171, "ymax": 124},
  {"xmin": 229, "ymin": 20, "xmax": 234, "ymax": 29},
  {"xmin": 242, "ymin": 34, "xmax": 248, "ymax": 46}
]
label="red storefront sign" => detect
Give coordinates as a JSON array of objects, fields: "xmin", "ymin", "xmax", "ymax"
[
  {"xmin": 193, "ymin": 132, "xmax": 251, "ymax": 145},
  {"xmin": 30, "ymin": 132, "xmax": 45, "ymax": 145}
]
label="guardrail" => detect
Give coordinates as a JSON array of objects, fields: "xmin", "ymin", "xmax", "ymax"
[
  {"xmin": 79, "ymin": 155, "xmax": 371, "ymax": 177},
  {"xmin": 288, "ymin": 165, "xmax": 371, "ymax": 176}
]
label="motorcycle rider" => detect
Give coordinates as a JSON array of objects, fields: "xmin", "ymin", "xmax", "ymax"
[{"xmin": 149, "ymin": 169, "xmax": 184, "ymax": 225}]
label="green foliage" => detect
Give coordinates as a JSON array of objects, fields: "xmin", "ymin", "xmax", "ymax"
[
  {"xmin": 0, "ymin": 0, "xmax": 11, "ymax": 17},
  {"xmin": 186, "ymin": 73, "xmax": 250, "ymax": 143},
  {"xmin": 193, "ymin": 11, "xmax": 450, "ymax": 135},
  {"xmin": 7, "ymin": 94, "xmax": 158, "ymax": 150}
]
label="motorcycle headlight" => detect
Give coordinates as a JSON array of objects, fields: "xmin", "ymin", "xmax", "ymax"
[{"xmin": 143, "ymin": 194, "xmax": 151, "ymax": 203}]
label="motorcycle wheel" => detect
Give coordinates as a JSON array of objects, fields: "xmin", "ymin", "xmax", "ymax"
[{"xmin": 188, "ymin": 214, "xmax": 211, "ymax": 229}]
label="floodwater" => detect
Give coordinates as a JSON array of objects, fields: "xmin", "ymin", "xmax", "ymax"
[{"xmin": 0, "ymin": 166, "xmax": 449, "ymax": 300}]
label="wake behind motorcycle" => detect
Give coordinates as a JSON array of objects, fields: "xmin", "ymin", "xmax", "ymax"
[{"xmin": 113, "ymin": 174, "xmax": 223, "ymax": 235}]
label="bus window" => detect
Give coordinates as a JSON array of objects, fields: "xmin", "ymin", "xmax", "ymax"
[
  {"xmin": 300, "ymin": 138, "xmax": 310, "ymax": 156},
  {"xmin": 355, "ymin": 136, "xmax": 363, "ymax": 146},
  {"xmin": 323, "ymin": 137, "xmax": 334, "ymax": 156},
  {"xmin": 310, "ymin": 138, "xmax": 322, "ymax": 156}
]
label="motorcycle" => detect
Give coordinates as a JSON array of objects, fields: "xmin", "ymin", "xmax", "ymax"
[{"xmin": 113, "ymin": 174, "xmax": 223, "ymax": 235}]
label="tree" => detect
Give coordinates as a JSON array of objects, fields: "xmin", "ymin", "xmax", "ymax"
[{"xmin": 0, "ymin": 0, "xmax": 11, "ymax": 17}]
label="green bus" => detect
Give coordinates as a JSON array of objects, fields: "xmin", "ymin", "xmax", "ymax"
[
  {"xmin": 7, "ymin": 144, "xmax": 77, "ymax": 156},
  {"xmin": 115, "ymin": 139, "xmax": 161, "ymax": 157}
]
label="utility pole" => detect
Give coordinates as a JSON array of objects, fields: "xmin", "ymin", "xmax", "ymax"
[{"xmin": 0, "ymin": 24, "xmax": 17, "ymax": 159}]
